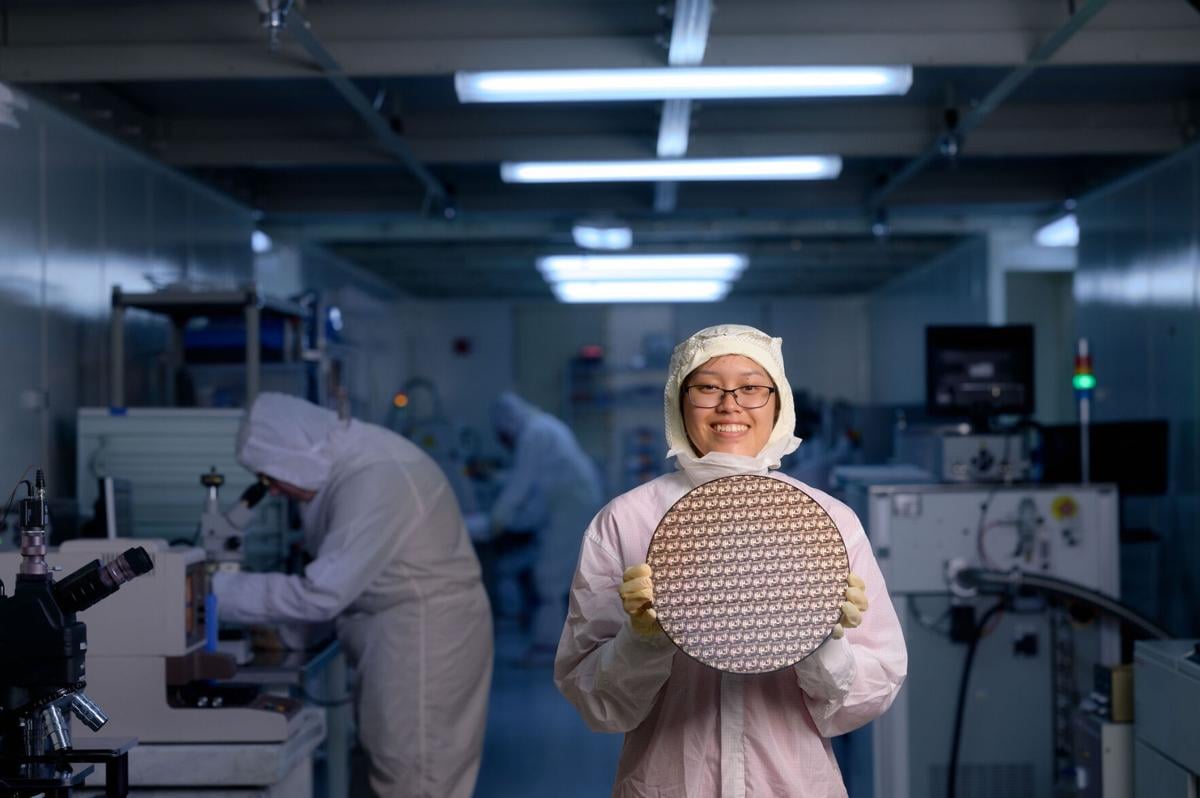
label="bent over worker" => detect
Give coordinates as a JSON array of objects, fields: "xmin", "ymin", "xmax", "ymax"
[{"xmin": 213, "ymin": 393, "xmax": 492, "ymax": 798}]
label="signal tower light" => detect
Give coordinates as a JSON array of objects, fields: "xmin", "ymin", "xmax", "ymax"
[{"xmin": 1073, "ymin": 345, "xmax": 1095, "ymax": 394}]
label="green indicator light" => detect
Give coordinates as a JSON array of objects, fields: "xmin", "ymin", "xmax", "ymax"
[{"xmin": 1073, "ymin": 373, "xmax": 1096, "ymax": 391}]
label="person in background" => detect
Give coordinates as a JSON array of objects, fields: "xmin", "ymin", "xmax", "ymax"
[
  {"xmin": 212, "ymin": 393, "xmax": 492, "ymax": 798},
  {"xmin": 555, "ymin": 325, "xmax": 907, "ymax": 797},
  {"xmin": 785, "ymin": 391, "xmax": 860, "ymax": 492},
  {"xmin": 491, "ymin": 391, "xmax": 605, "ymax": 663}
]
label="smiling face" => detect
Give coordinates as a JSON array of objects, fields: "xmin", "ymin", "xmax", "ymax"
[{"xmin": 682, "ymin": 355, "xmax": 779, "ymax": 458}]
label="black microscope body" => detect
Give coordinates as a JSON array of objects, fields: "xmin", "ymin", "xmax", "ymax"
[{"xmin": 0, "ymin": 471, "xmax": 153, "ymax": 796}]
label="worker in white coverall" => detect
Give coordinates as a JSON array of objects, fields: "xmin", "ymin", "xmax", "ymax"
[
  {"xmin": 212, "ymin": 393, "xmax": 492, "ymax": 798},
  {"xmin": 555, "ymin": 325, "xmax": 908, "ymax": 797},
  {"xmin": 491, "ymin": 392, "xmax": 604, "ymax": 659}
]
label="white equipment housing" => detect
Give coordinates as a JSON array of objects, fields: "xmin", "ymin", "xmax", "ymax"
[{"xmin": 868, "ymin": 483, "xmax": 1121, "ymax": 798}]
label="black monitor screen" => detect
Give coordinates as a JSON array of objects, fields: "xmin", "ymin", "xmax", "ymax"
[
  {"xmin": 925, "ymin": 325, "xmax": 1035, "ymax": 418},
  {"xmin": 1040, "ymin": 420, "xmax": 1169, "ymax": 496}
]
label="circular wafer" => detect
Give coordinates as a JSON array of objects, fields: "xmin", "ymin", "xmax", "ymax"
[{"xmin": 646, "ymin": 474, "xmax": 849, "ymax": 674}]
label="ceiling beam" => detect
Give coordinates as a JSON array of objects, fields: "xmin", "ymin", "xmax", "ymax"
[
  {"xmin": 155, "ymin": 104, "xmax": 1187, "ymax": 166},
  {"xmin": 7, "ymin": 31, "xmax": 1198, "ymax": 83},
  {"xmin": 3, "ymin": 0, "xmax": 1197, "ymax": 82},
  {"xmin": 329, "ymin": 240, "xmax": 954, "ymax": 264},
  {"xmin": 9, "ymin": 0, "xmax": 1188, "ymax": 47},
  {"xmin": 870, "ymin": 0, "xmax": 1113, "ymax": 209},
  {"xmin": 249, "ymin": 182, "xmax": 1071, "ymax": 215},
  {"xmin": 280, "ymin": 5, "xmax": 447, "ymax": 206},
  {"xmin": 145, "ymin": 102, "xmax": 1195, "ymax": 142},
  {"xmin": 244, "ymin": 170, "xmax": 1086, "ymax": 213},
  {"xmin": 265, "ymin": 211, "xmax": 1046, "ymax": 244}
]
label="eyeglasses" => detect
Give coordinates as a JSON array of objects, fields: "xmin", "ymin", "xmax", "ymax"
[{"xmin": 684, "ymin": 384, "xmax": 776, "ymax": 409}]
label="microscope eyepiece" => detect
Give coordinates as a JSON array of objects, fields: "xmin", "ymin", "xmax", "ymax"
[
  {"xmin": 120, "ymin": 546, "xmax": 154, "ymax": 577},
  {"xmin": 53, "ymin": 546, "xmax": 155, "ymax": 615},
  {"xmin": 239, "ymin": 479, "xmax": 270, "ymax": 509}
]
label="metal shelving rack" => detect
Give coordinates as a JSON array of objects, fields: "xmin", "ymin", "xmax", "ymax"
[{"xmin": 109, "ymin": 284, "xmax": 309, "ymax": 408}]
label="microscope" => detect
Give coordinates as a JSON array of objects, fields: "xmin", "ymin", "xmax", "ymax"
[
  {"xmin": 0, "ymin": 473, "xmax": 325, "ymax": 793},
  {"xmin": 0, "ymin": 470, "xmax": 153, "ymax": 796},
  {"xmin": 198, "ymin": 467, "xmax": 269, "ymax": 571}
]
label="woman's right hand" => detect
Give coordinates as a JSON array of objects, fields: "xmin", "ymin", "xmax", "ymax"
[{"xmin": 619, "ymin": 564, "xmax": 661, "ymax": 637}]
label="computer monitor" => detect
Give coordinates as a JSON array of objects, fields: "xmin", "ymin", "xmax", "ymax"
[{"xmin": 925, "ymin": 325, "xmax": 1035, "ymax": 419}]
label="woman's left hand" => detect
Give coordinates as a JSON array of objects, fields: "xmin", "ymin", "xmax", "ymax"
[{"xmin": 831, "ymin": 573, "xmax": 868, "ymax": 639}]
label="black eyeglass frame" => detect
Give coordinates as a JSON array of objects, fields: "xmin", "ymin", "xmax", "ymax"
[{"xmin": 683, "ymin": 384, "xmax": 777, "ymax": 409}]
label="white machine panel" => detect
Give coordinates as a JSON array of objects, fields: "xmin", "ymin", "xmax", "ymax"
[
  {"xmin": 869, "ymin": 483, "xmax": 1119, "ymax": 596},
  {"xmin": 76, "ymin": 408, "xmax": 290, "ymax": 569}
]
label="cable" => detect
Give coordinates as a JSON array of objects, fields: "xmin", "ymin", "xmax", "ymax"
[
  {"xmin": 961, "ymin": 568, "xmax": 1171, "ymax": 641},
  {"xmin": 906, "ymin": 594, "xmax": 952, "ymax": 635},
  {"xmin": 956, "ymin": 448, "xmax": 1144, "ymax": 785},
  {"xmin": 973, "ymin": 487, "xmax": 1001, "ymax": 567},
  {"xmin": 978, "ymin": 605, "xmax": 1005, "ymax": 638},
  {"xmin": 0, "ymin": 465, "xmax": 36, "ymax": 532},
  {"xmin": 943, "ymin": 565, "xmax": 1171, "ymax": 798},
  {"xmin": 998, "ymin": 427, "xmax": 1013, "ymax": 482},
  {"xmin": 990, "ymin": 416, "xmax": 1046, "ymax": 482},
  {"xmin": 975, "ymin": 518, "xmax": 1011, "ymax": 570},
  {"xmin": 947, "ymin": 600, "xmax": 1006, "ymax": 798}
]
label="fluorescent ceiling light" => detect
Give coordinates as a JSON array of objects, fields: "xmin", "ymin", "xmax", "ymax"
[
  {"xmin": 657, "ymin": 99, "xmax": 692, "ymax": 158},
  {"xmin": 503, "ymin": 156, "xmax": 842, "ymax": 183},
  {"xmin": 251, "ymin": 230, "xmax": 273, "ymax": 254},
  {"xmin": 668, "ymin": 0, "xmax": 714, "ymax": 66},
  {"xmin": 1035, "ymin": 214, "xmax": 1079, "ymax": 247},
  {"xmin": 457, "ymin": 67, "xmax": 913, "ymax": 103},
  {"xmin": 552, "ymin": 280, "xmax": 731, "ymax": 303},
  {"xmin": 539, "ymin": 253, "xmax": 747, "ymax": 282},
  {"xmin": 572, "ymin": 224, "xmax": 634, "ymax": 251}
]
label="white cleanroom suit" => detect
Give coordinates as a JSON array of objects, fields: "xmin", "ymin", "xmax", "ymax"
[
  {"xmin": 555, "ymin": 325, "xmax": 907, "ymax": 797},
  {"xmin": 213, "ymin": 393, "xmax": 492, "ymax": 798},
  {"xmin": 491, "ymin": 392, "xmax": 604, "ymax": 649}
]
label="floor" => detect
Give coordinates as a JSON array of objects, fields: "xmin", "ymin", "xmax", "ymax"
[
  {"xmin": 473, "ymin": 624, "xmax": 621, "ymax": 797},
  {"xmin": 347, "ymin": 621, "xmax": 621, "ymax": 798}
]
